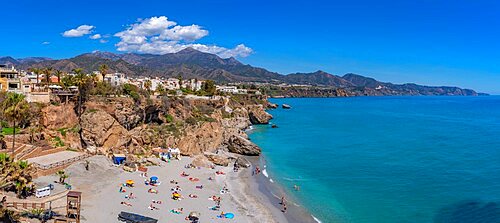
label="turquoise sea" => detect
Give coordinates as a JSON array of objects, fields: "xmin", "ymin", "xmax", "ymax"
[{"xmin": 249, "ymin": 96, "xmax": 500, "ymax": 223}]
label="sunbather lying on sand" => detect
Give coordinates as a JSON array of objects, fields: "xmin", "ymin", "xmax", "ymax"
[
  {"xmin": 148, "ymin": 203, "xmax": 159, "ymax": 210},
  {"xmin": 120, "ymin": 201, "xmax": 132, "ymax": 207},
  {"xmin": 170, "ymin": 208, "xmax": 183, "ymax": 214},
  {"xmin": 188, "ymin": 194, "xmax": 198, "ymax": 198}
]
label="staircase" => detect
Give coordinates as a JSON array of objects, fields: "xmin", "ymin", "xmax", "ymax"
[{"xmin": 1, "ymin": 141, "xmax": 32, "ymax": 158}]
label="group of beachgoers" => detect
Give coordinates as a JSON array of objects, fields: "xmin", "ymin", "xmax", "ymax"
[{"xmin": 117, "ymin": 162, "xmax": 235, "ymax": 222}]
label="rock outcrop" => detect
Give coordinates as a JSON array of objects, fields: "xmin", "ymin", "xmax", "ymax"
[
  {"xmin": 235, "ymin": 156, "xmax": 252, "ymax": 168},
  {"xmin": 267, "ymin": 102, "xmax": 278, "ymax": 109},
  {"xmin": 41, "ymin": 103, "xmax": 78, "ymax": 129},
  {"xmin": 46, "ymin": 95, "xmax": 271, "ymax": 164},
  {"xmin": 248, "ymin": 105, "xmax": 273, "ymax": 124},
  {"xmin": 80, "ymin": 109, "xmax": 129, "ymax": 153},
  {"xmin": 177, "ymin": 122, "xmax": 225, "ymax": 156},
  {"xmin": 226, "ymin": 135, "xmax": 261, "ymax": 156},
  {"xmin": 204, "ymin": 152, "xmax": 234, "ymax": 166},
  {"xmin": 191, "ymin": 155, "xmax": 213, "ymax": 168}
]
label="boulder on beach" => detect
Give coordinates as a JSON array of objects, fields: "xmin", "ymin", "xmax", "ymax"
[
  {"xmin": 204, "ymin": 152, "xmax": 234, "ymax": 166},
  {"xmin": 226, "ymin": 135, "xmax": 261, "ymax": 156},
  {"xmin": 235, "ymin": 157, "xmax": 252, "ymax": 168},
  {"xmin": 191, "ymin": 155, "xmax": 213, "ymax": 168}
]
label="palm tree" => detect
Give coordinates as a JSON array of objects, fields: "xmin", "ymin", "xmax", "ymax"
[
  {"xmin": 54, "ymin": 69, "xmax": 63, "ymax": 84},
  {"xmin": 0, "ymin": 206, "xmax": 20, "ymax": 222},
  {"xmin": 28, "ymin": 68, "xmax": 42, "ymax": 89},
  {"xmin": 99, "ymin": 64, "xmax": 108, "ymax": 82},
  {"xmin": 0, "ymin": 153, "xmax": 35, "ymax": 198},
  {"xmin": 56, "ymin": 170, "xmax": 68, "ymax": 184},
  {"xmin": 144, "ymin": 79, "xmax": 152, "ymax": 92},
  {"xmin": 1, "ymin": 93, "xmax": 29, "ymax": 156},
  {"xmin": 43, "ymin": 67, "xmax": 53, "ymax": 86},
  {"xmin": 157, "ymin": 83, "xmax": 165, "ymax": 94},
  {"xmin": 72, "ymin": 68, "xmax": 88, "ymax": 116},
  {"xmin": 0, "ymin": 135, "xmax": 6, "ymax": 151}
]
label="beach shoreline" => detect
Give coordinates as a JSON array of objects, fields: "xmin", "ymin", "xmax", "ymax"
[
  {"xmin": 33, "ymin": 154, "xmax": 314, "ymax": 223},
  {"xmin": 247, "ymin": 156, "xmax": 319, "ymax": 223}
]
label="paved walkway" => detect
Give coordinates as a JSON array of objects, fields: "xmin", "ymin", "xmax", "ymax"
[{"xmin": 27, "ymin": 151, "xmax": 83, "ymax": 166}]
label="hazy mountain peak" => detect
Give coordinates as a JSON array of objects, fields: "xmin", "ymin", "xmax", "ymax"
[{"xmin": 177, "ymin": 47, "xmax": 202, "ymax": 54}]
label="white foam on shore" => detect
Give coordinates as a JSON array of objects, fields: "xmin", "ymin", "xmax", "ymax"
[
  {"xmin": 262, "ymin": 169, "xmax": 269, "ymax": 178},
  {"xmin": 269, "ymin": 178, "xmax": 274, "ymax": 183},
  {"xmin": 312, "ymin": 215, "xmax": 322, "ymax": 223}
]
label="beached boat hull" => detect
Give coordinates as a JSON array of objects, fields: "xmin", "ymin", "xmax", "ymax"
[{"xmin": 118, "ymin": 211, "xmax": 158, "ymax": 223}]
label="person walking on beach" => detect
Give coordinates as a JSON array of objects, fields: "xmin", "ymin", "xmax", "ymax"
[{"xmin": 280, "ymin": 195, "xmax": 287, "ymax": 213}]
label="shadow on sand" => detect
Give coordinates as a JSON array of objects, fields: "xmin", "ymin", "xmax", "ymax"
[{"xmin": 434, "ymin": 200, "xmax": 500, "ymax": 223}]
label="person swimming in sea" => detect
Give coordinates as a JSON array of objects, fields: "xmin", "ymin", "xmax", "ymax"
[{"xmin": 293, "ymin": 184, "xmax": 300, "ymax": 191}]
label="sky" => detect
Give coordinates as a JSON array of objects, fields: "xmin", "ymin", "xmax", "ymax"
[{"xmin": 2, "ymin": 0, "xmax": 500, "ymax": 94}]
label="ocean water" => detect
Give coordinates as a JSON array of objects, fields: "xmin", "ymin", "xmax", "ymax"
[{"xmin": 249, "ymin": 96, "xmax": 500, "ymax": 223}]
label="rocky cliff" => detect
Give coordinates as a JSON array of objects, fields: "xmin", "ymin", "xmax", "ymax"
[{"xmin": 40, "ymin": 95, "xmax": 271, "ymax": 163}]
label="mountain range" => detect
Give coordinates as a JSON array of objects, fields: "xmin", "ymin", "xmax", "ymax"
[{"xmin": 0, "ymin": 48, "xmax": 481, "ymax": 96}]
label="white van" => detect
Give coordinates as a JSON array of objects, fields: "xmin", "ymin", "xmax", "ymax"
[{"xmin": 35, "ymin": 186, "xmax": 51, "ymax": 198}]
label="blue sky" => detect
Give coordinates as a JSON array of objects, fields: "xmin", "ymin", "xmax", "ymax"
[{"xmin": 2, "ymin": 0, "xmax": 500, "ymax": 94}]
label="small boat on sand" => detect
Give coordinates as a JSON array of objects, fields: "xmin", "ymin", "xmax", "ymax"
[{"xmin": 118, "ymin": 211, "xmax": 158, "ymax": 223}]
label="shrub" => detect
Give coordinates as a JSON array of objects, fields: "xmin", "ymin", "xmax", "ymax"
[{"xmin": 164, "ymin": 114, "xmax": 174, "ymax": 123}]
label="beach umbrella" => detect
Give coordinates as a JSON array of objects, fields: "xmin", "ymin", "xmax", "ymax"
[
  {"xmin": 126, "ymin": 180, "xmax": 134, "ymax": 185},
  {"xmin": 225, "ymin": 213, "xmax": 235, "ymax": 219},
  {"xmin": 150, "ymin": 176, "xmax": 158, "ymax": 181}
]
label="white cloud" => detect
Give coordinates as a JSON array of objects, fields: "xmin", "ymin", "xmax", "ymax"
[
  {"xmin": 114, "ymin": 16, "xmax": 252, "ymax": 58},
  {"xmin": 41, "ymin": 41, "xmax": 50, "ymax": 45},
  {"xmin": 90, "ymin": 34, "xmax": 102, "ymax": 39},
  {"xmin": 99, "ymin": 39, "xmax": 108, "ymax": 43},
  {"xmin": 158, "ymin": 24, "xmax": 208, "ymax": 41},
  {"xmin": 62, "ymin": 25, "xmax": 95, "ymax": 37}
]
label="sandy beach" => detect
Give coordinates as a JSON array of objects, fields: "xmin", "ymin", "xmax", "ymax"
[{"xmin": 34, "ymin": 155, "xmax": 296, "ymax": 223}]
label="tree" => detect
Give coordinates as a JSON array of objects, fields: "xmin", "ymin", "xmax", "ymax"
[
  {"xmin": 0, "ymin": 135, "xmax": 6, "ymax": 150},
  {"xmin": 99, "ymin": 64, "xmax": 108, "ymax": 82},
  {"xmin": 202, "ymin": 80, "xmax": 217, "ymax": 96},
  {"xmin": 72, "ymin": 68, "xmax": 90, "ymax": 116},
  {"xmin": 0, "ymin": 206, "xmax": 20, "ymax": 222},
  {"xmin": 1, "ymin": 93, "xmax": 29, "ymax": 156},
  {"xmin": 0, "ymin": 153, "xmax": 35, "ymax": 198},
  {"xmin": 144, "ymin": 79, "xmax": 152, "ymax": 92},
  {"xmin": 28, "ymin": 68, "xmax": 42, "ymax": 88},
  {"xmin": 56, "ymin": 170, "xmax": 68, "ymax": 184},
  {"xmin": 43, "ymin": 67, "xmax": 53, "ymax": 86},
  {"xmin": 156, "ymin": 83, "xmax": 165, "ymax": 94},
  {"xmin": 177, "ymin": 75, "xmax": 183, "ymax": 89},
  {"xmin": 54, "ymin": 69, "xmax": 63, "ymax": 84}
]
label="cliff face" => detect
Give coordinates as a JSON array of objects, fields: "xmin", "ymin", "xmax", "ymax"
[{"xmin": 41, "ymin": 95, "xmax": 271, "ymax": 158}]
